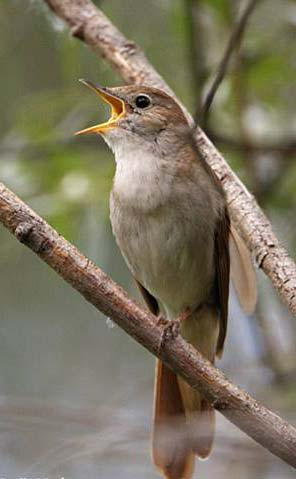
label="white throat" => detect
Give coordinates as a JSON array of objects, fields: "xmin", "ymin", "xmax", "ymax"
[{"xmin": 108, "ymin": 133, "xmax": 171, "ymax": 210}]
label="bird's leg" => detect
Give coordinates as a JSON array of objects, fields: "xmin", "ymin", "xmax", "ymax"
[
  {"xmin": 176, "ymin": 307, "xmax": 193, "ymax": 324},
  {"xmin": 156, "ymin": 308, "xmax": 192, "ymax": 354}
]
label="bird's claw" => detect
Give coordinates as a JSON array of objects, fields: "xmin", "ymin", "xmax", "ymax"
[{"xmin": 157, "ymin": 315, "xmax": 181, "ymax": 354}]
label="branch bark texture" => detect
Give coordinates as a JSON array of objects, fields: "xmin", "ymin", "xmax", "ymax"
[
  {"xmin": 43, "ymin": 0, "xmax": 296, "ymax": 316},
  {"xmin": 0, "ymin": 181, "xmax": 296, "ymax": 467}
]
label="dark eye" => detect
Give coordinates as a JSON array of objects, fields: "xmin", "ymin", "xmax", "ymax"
[{"xmin": 135, "ymin": 94, "xmax": 151, "ymax": 109}]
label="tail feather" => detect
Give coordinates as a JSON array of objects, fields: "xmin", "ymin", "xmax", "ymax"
[
  {"xmin": 152, "ymin": 305, "xmax": 220, "ymax": 477},
  {"xmin": 198, "ymin": 399, "xmax": 216, "ymax": 459},
  {"xmin": 177, "ymin": 378, "xmax": 215, "ymax": 459},
  {"xmin": 178, "ymin": 305, "xmax": 219, "ymax": 459},
  {"xmin": 152, "ymin": 360, "xmax": 194, "ymax": 479}
]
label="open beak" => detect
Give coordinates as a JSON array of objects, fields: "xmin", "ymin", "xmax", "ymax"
[{"xmin": 75, "ymin": 79, "xmax": 126, "ymax": 135}]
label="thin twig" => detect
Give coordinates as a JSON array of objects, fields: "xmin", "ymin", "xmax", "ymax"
[
  {"xmin": 184, "ymin": 0, "xmax": 208, "ymax": 121},
  {"xmin": 201, "ymin": 0, "xmax": 261, "ymax": 121},
  {"xmin": 0, "ymin": 180, "xmax": 296, "ymax": 468}
]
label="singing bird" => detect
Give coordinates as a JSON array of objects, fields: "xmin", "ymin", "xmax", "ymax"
[{"xmin": 76, "ymin": 81, "xmax": 256, "ymax": 479}]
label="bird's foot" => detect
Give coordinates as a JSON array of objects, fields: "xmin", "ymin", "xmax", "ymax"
[
  {"xmin": 156, "ymin": 308, "xmax": 192, "ymax": 354},
  {"xmin": 157, "ymin": 316, "xmax": 180, "ymax": 354}
]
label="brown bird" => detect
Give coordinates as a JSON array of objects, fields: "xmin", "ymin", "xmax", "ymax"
[{"xmin": 76, "ymin": 81, "xmax": 256, "ymax": 479}]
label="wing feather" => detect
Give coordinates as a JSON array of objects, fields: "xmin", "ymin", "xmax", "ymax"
[
  {"xmin": 215, "ymin": 209, "xmax": 231, "ymax": 356},
  {"xmin": 229, "ymin": 225, "xmax": 257, "ymax": 314}
]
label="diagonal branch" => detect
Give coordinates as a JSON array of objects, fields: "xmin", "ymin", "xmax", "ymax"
[
  {"xmin": 0, "ymin": 180, "xmax": 296, "ymax": 467},
  {"xmin": 201, "ymin": 0, "xmax": 261, "ymax": 120},
  {"xmin": 42, "ymin": 0, "xmax": 296, "ymax": 316}
]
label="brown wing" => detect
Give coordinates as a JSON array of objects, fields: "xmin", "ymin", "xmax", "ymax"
[
  {"xmin": 229, "ymin": 225, "xmax": 257, "ymax": 314},
  {"xmin": 215, "ymin": 208, "xmax": 231, "ymax": 356}
]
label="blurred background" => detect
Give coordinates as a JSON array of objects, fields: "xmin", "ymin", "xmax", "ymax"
[{"xmin": 0, "ymin": 0, "xmax": 295, "ymax": 477}]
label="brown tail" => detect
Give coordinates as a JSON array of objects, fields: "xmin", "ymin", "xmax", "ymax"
[
  {"xmin": 178, "ymin": 304, "xmax": 219, "ymax": 459},
  {"xmin": 152, "ymin": 359, "xmax": 194, "ymax": 479},
  {"xmin": 152, "ymin": 305, "xmax": 219, "ymax": 477},
  {"xmin": 177, "ymin": 377, "xmax": 215, "ymax": 459}
]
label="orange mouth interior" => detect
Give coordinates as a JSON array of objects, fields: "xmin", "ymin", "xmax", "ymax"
[{"xmin": 75, "ymin": 80, "xmax": 126, "ymax": 135}]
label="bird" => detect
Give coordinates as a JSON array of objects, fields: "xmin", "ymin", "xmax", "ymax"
[{"xmin": 76, "ymin": 80, "xmax": 257, "ymax": 479}]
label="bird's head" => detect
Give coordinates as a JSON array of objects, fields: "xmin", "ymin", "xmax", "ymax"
[{"xmin": 75, "ymin": 80, "xmax": 189, "ymax": 150}]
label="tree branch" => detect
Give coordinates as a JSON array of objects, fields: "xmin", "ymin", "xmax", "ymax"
[
  {"xmin": 42, "ymin": 0, "xmax": 296, "ymax": 316},
  {"xmin": 0, "ymin": 180, "xmax": 296, "ymax": 467},
  {"xmin": 184, "ymin": 0, "xmax": 208, "ymax": 121},
  {"xmin": 201, "ymin": 0, "xmax": 261, "ymax": 120}
]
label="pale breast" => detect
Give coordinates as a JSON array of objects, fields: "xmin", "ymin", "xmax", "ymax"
[
  {"xmin": 110, "ymin": 189, "xmax": 216, "ymax": 316},
  {"xmin": 109, "ymin": 137, "xmax": 220, "ymax": 316}
]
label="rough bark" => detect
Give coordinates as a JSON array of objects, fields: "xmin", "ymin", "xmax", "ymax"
[
  {"xmin": 0, "ymin": 181, "xmax": 296, "ymax": 468},
  {"xmin": 43, "ymin": 0, "xmax": 296, "ymax": 316}
]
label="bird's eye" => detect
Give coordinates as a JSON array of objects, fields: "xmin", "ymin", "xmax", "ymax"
[{"xmin": 135, "ymin": 94, "xmax": 151, "ymax": 109}]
